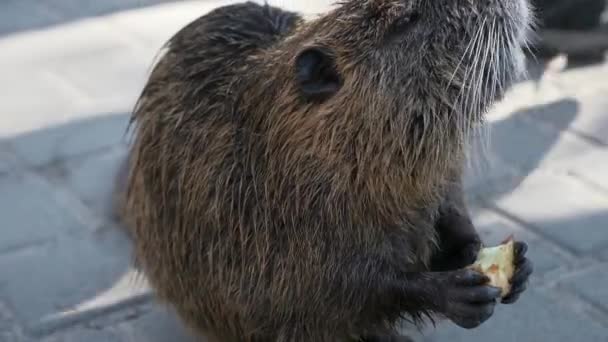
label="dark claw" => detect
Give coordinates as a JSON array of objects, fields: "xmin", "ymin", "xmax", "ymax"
[
  {"xmin": 502, "ymin": 283, "xmax": 527, "ymax": 304},
  {"xmin": 510, "ymin": 258, "xmax": 533, "ymax": 285},
  {"xmin": 459, "ymin": 286, "xmax": 502, "ymax": 303},
  {"xmin": 501, "ymin": 293, "xmax": 520, "ymax": 304},
  {"xmin": 514, "ymin": 241, "xmax": 528, "ymax": 262}
]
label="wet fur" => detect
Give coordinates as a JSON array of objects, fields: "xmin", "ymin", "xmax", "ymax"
[{"xmin": 121, "ymin": 1, "xmax": 532, "ymax": 341}]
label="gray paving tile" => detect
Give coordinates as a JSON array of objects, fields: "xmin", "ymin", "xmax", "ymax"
[
  {"xmin": 424, "ymin": 289, "xmax": 608, "ymax": 342},
  {"xmin": 493, "ymin": 170, "xmax": 608, "ymax": 255},
  {"xmin": 0, "ymin": 301, "xmax": 15, "ymax": 334},
  {"xmin": 553, "ymin": 63, "xmax": 608, "ymax": 97},
  {"xmin": 488, "ymin": 99, "xmax": 593, "ymax": 174},
  {"xmin": 58, "ymin": 146, "xmax": 128, "ymax": 219},
  {"xmin": 0, "ymin": 70, "xmax": 82, "ymax": 138},
  {"xmin": 559, "ymin": 147, "xmax": 608, "ymax": 192},
  {"xmin": 559, "ymin": 265, "xmax": 608, "ymax": 313},
  {"xmin": 0, "ymin": 226, "xmax": 139, "ymax": 337},
  {"xmin": 0, "ymin": 18, "xmax": 132, "ymax": 68},
  {"xmin": 471, "ymin": 208, "xmax": 571, "ymax": 276},
  {"xmin": 0, "ymin": 146, "xmax": 18, "ymax": 175},
  {"xmin": 42, "ymin": 326, "xmax": 125, "ymax": 342},
  {"xmin": 9, "ymin": 113, "xmax": 130, "ymax": 167},
  {"xmin": 463, "ymin": 136, "xmax": 518, "ymax": 197},
  {"xmin": 49, "ymin": 46, "xmax": 151, "ymax": 106},
  {"xmin": 527, "ymin": 89, "xmax": 608, "ymax": 145},
  {"xmin": 118, "ymin": 306, "xmax": 198, "ymax": 342},
  {"xmin": 45, "ymin": 0, "xmax": 172, "ymax": 18},
  {"xmin": 0, "ymin": 174, "xmax": 84, "ymax": 253},
  {"xmin": 0, "ymin": 0, "xmax": 63, "ymax": 35}
]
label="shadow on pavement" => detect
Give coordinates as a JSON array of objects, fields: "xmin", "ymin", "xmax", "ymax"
[
  {"xmin": 465, "ymin": 97, "xmax": 580, "ymax": 200},
  {"xmin": 0, "ymin": 0, "xmax": 184, "ymax": 37}
]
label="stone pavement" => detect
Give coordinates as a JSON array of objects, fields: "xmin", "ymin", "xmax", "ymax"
[{"xmin": 0, "ymin": 1, "xmax": 607, "ymax": 341}]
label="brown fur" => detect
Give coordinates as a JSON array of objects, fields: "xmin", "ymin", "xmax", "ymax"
[{"xmin": 118, "ymin": 1, "xmax": 532, "ymax": 341}]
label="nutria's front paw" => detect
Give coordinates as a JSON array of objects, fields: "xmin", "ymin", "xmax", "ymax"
[
  {"xmin": 501, "ymin": 241, "xmax": 533, "ymax": 304},
  {"xmin": 430, "ymin": 238, "xmax": 482, "ymax": 272},
  {"xmin": 439, "ymin": 269, "xmax": 502, "ymax": 329}
]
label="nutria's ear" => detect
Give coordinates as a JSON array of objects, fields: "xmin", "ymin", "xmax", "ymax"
[{"xmin": 294, "ymin": 47, "xmax": 341, "ymax": 100}]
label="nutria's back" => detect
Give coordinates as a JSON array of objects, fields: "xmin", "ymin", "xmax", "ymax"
[{"xmin": 121, "ymin": 1, "xmax": 532, "ymax": 341}]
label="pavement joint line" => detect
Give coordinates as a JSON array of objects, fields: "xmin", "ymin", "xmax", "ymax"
[
  {"xmin": 45, "ymin": 4, "xmax": 155, "ymax": 52},
  {"xmin": 26, "ymin": 292, "xmax": 153, "ymax": 339},
  {"xmin": 103, "ymin": 16, "xmax": 168, "ymax": 52},
  {"xmin": 483, "ymin": 201, "xmax": 585, "ymax": 260},
  {"xmin": 0, "ymin": 295, "xmax": 25, "ymax": 339},
  {"xmin": 0, "ymin": 237, "xmax": 56, "ymax": 258},
  {"xmin": 542, "ymin": 261, "xmax": 608, "ymax": 287},
  {"xmin": 33, "ymin": 144, "xmax": 126, "ymax": 175},
  {"xmin": 519, "ymin": 108, "xmax": 608, "ymax": 148},
  {"xmin": 529, "ymin": 166, "xmax": 608, "ymax": 202},
  {"xmin": 552, "ymin": 280, "xmax": 608, "ymax": 327},
  {"xmin": 84, "ymin": 301, "xmax": 156, "ymax": 331},
  {"xmin": 2, "ymin": 159, "xmax": 107, "ymax": 235},
  {"xmin": 479, "ymin": 198, "xmax": 604, "ymax": 279},
  {"xmin": 565, "ymin": 168, "xmax": 608, "ymax": 198},
  {"xmin": 39, "ymin": 69, "xmax": 95, "ymax": 105}
]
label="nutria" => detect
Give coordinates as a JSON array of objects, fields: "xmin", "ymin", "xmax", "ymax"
[{"xmin": 120, "ymin": 1, "xmax": 534, "ymax": 341}]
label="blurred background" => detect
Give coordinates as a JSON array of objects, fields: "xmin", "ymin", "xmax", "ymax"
[{"xmin": 0, "ymin": 0, "xmax": 606, "ymax": 341}]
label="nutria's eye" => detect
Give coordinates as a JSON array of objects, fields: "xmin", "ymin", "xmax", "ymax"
[
  {"xmin": 386, "ymin": 12, "xmax": 420, "ymax": 38},
  {"xmin": 294, "ymin": 47, "xmax": 341, "ymax": 101}
]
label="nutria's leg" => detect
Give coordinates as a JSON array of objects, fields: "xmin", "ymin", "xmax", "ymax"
[
  {"xmin": 430, "ymin": 177, "xmax": 481, "ymax": 272},
  {"xmin": 427, "ymin": 175, "xmax": 534, "ymax": 306},
  {"xmin": 386, "ymin": 269, "xmax": 501, "ymax": 330}
]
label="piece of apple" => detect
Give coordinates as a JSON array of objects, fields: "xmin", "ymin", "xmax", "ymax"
[{"xmin": 468, "ymin": 237, "xmax": 516, "ymax": 297}]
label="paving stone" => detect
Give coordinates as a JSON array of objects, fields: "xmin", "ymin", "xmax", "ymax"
[
  {"xmin": 118, "ymin": 306, "xmax": 198, "ymax": 342},
  {"xmin": 43, "ymin": 325, "xmax": 125, "ymax": 342},
  {"xmin": 470, "ymin": 208, "xmax": 570, "ymax": 276},
  {"xmin": 0, "ymin": 14, "xmax": 133, "ymax": 68},
  {"xmin": 552, "ymin": 63, "xmax": 608, "ymax": 97},
  {"xmin": 0, "ymin": 226, "xmax": 144, "ymax": 337},
  {"xmin": 0, "ymin": 173, "xmax": 86, "ymax": 253},
  {"xmin": 559, "ymin": 265, "xmax": 608, "ymax": 312},
  {"xmin": 106, "ymin": 0, "xmax": 222, "ymax": 49},
  {"xmin": 45, "ymin": 0, "xmax": 172, "ymax": 19},
  {"xmin": 0, "ymin": 0, "xmax": 63, "ymax": 35},
  {"xmin": 424, "ymin": 288, "xmax": 608, "ymax": 342},
  {"xmin": 556, "ymin": 147, "xmax": 608, "ymax": 192},
  {"xmin": 9, "ymin": 113, "xmax": 130, "ymax": 167},
  {"xmin": 527, "ymin": 89, "xmax": 608, "ymax": 145},
  {"xmin": 463, "ymin": 145, "xmax": 518, "ymax": 199},
  {"xmin": 0, "ymin": 69, "xmax": 84, "ymax": 138},
  {"xmin": 49, "ymin": 47, "xmax": 150, "ymax": 106},
  {"xmin": 59, "ymin": 146, "xmax": 128, "ymax": 219},
  {"xmin": 488, "ymin": 99, "xmax": 594, "ymax": 174},
  {"xmin": 0, "ymin": 301, "xmax": 15, "ymax": 333},
  {"xmin": 493, "ymin": 170, "xmax": 608, "ymax": 255},
  {"xmin": 0, "ymin": 146, "xmax": 18, "ymax": 175},
  {"xmin": 109, "ymin": 0, "xmax": 333, "ymax": 49},
  {"xmin": 0, "ymin": 332, "xmax": 21, "ymax": 342}
]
